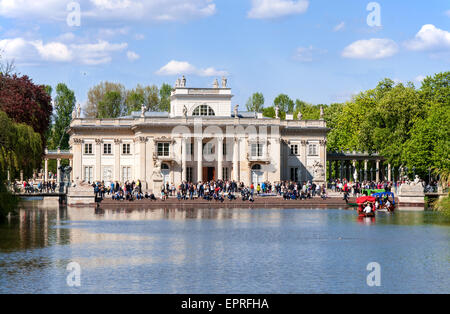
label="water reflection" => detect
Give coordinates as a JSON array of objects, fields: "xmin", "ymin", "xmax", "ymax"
[{"xmin": 0, "ymin": 204, "xmax": 449, "ymax": 294}]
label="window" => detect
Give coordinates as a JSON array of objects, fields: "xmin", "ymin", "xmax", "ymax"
[
  {"xmin": 290, "ymin": 144, "xmax": 299, "ymax": 155},
  {"xmin": 122, "ymin": 143, "xmax": 131, "ymax": 155},
  {"xmin": 103, "ymin": 143, "xmax": 112, "ymax": 155},
  {"xmin": 186, "ymin": 142, "xmax": 194, "ymax": 156},
  {"xmin": 122, "ymin": 167, "xmax": 132, "ymax": 182},
  {"xmin": 290, "ymin": 168, "xmax": 299, "ymax": 182},
  {"xmin": 192, "ymin": 105, "xmax": 215, "ymax": 116},
  {"xmin": 84, "ymin": 166, "xmax": 93, "ymax": 183},
  {"xmin": 84, "ymin": 143, "xmax": 93, "ymax": 155},
  {"xmin": 251, "ymin": 143, "xmax": 264, "ymax": 157},
  {"xmin": 186, "ymin": 167, "xmax": 193, "ymax": 183},
  {"xmin": 223, "ymin": 143, "xmax": 227, "ymax": 156},
  {"xmin": 203, "ymin": 143, "xmax": 214, "ymax": 155},
  {"xmin": 157, "ymin": 143, "xmax": 170, "ymax": 157},
  {"xmin": 223, "ymin": 168, "xmax": 229, "ymax": 181},
  {"xmin": 308, "ymin": 144, "xmax": 318, "ymax": 156},
  {"xmin": 252, "ymin": 164, "xmax": 262, "ymax": 170}
]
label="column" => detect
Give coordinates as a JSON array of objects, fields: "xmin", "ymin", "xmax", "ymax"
[
  {"xmin": 44, "ymin": 158, "xmax": 48, "ymax": 182},
  {"xmin": 197, "ymin": 137, "xmax": 203, "ymax": 182},
  {"xmin": 364, "ymin": 160, "xmax": 368, "ymax": 181},
  {"xmin": 320, "ymin": 140, "xmax": 327, "ymax": 183},
  {"xmin": 388, "ymin": 163, "xmax": 392, "ymax": 182},
  {"xmin": 352, "ymin": 160, "xmax": 357, "ymax": 181},
  {"xmin": 217, "ymin": 137, "xmax": 223, "ymax": 181},
  {"xmin": 114, "ymin": 139, "xmax": 121, "ymax": 182},
  {"xmin": 72, "ymin": 138, "xmax": 82, "ymax": 182},
  {"xmin": 300, "ymin": 140, "xmax": 307, "ymax": 182},
  {"xmin": 139, "ymin": 137, "xmax": 147, "ymax": 188},
  {"xmin": 328, "ymin": 161, "xmax": 332, "ymax": 181},
  {"xmin": 146, "ymin": 138, "xmax": 154, "ymax": 190},
  {"xmin": 95, "ymin": 139, "xmax": 102, "ymax": 182},
  {"xmin": 56, "ymin": 158, "xmax": 61, "ymax": 183},
  {"xmin": 181, "ymin": 137, "xmax": 187, "ymax": 182},
  {"xmin": 376, "ymin": 160, "xmax": 380, "ymax": 182},
  {"xmin": 232, "ymin": 137, "xmax": 239, "ymax": 182}
]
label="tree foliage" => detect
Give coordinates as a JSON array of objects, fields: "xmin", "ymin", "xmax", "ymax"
[
  {"xmin": 85, "ymin": 82, "xmax": 126, "ymax": 118},
  {"xmin": 48, "ymin": 83, "xmax": 76, "ymax": 150},
  {"xmin": 86, "ymin": 81, "xmax": 172, "ymax": 118},
  {"xmin": 159, "ymin": 83, "xmax": 172, "ymax": 112},
  {"xmin": 0, "ymin": 74, "xmax": 52, "ymax": 146},
  {"xmin": 246, "ymin": 92, "xmax": 265, "ymax": 112}
]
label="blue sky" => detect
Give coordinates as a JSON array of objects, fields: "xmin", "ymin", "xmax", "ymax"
[{"xmin": 0, "ymin": 0, "xmax": 449, "ymax": 110}]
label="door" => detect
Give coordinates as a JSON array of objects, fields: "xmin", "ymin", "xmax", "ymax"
[
  {"xmin": 161, "ymin": 163, "xmax": 170, "ymax": 186},
  {"xmin": 203, "ymin": 167, "xmax": 215, "ymax": 182},
  {"xmin": 251, "ymin": 164, "xmax": 263, "ymax": 184}
]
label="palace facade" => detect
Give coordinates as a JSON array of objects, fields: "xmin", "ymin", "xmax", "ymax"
[{"xmin": 68, "ymin": 78, "xmax": 329, "ymax": 191}]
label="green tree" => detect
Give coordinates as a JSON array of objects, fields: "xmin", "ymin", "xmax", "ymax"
[
  {"xmin": 159, "ymin": 83, "xmax": 172, "ymax": 112},
  {"xmin": 0, "ymin": 110, "xmax": 42, "ymax": 220},
  {"xmin": 49, "ymin": 83, "xmax": 76, "ymax": 150},
  {"xmin": 85, "ymin": 82, "xmax": 126, "ymax": 118},
  {"xmin": 274, "ymin": 94, "xmax": 294, "ymax": 114},
  {"xmin": 246, "ymin": 92, "xmax": 265, "ymax": 112},
  {"xmin": 98, "ymin": 91, "xmax": 125, "ymax": 119},
  {"xmin": 126, "ymin": 84, "xmax": 159, "ymax": 114}
]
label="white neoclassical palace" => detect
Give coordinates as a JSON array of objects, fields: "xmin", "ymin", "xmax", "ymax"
[{"xmin": 68, "ymin": 77, "xmax": 328, "ymax": 192}]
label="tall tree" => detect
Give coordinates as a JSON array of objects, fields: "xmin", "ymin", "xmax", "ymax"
[
  {"xmin": 159, "ymin": 83, "xmax": 172, "ymax": 112},
  {"xmin": 85, "ymin": 82, "xmax": 126, "ymax": 118},
  {"xmin": 98, "ymin": 91, "xmax": 125, "ymax": 119},
  {"xmin": 274, "ymin": 94, "xmax": 295, "ymax": 114},
  {"xmin": 246, "ymin": 92, "xmax": 265, "ymax": 112},
  {"xmin": 125, "ymin": 84, "xmax": 159, "ymax": 114},
  {"xmin": 49, "ymin": 83, "xmax": 76, "ymax": 150}
]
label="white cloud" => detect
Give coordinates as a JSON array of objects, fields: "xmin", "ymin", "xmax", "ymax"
[
  {"xmin": 248, "ymin": 0, "xmax": 309, "ymax": 19},
  {"xmin": 32, "ymin": 41, "xmax": 73, "ymax": 62},
  {"xmin": 404, "ymin": 24, "xmax": 450, "ymax": 51},
  {"xmin": 134, "ymin": 34, "xmax": 145, "ymax": 40},
  {"xmin": 127, "ymin": 51, "xmax": 140, "ymax": 61},
  {"xmin": 333, "ymin": 22, "xmax": 345, "ymax": 32},
  {"xmin": 0, "ymin": 0, "xmax": 65, "ymax": 20},
  {"xmin": 156, "ymin": 60, "xmax": 227, "ymax": 76},
  {"xmin": 293, "ymin": 46, "xmax": 327, "ymax": 62},
  {"xmin": 414, "ymin": 75, "xmax": 426, "ymax": 83},
  {"xmin": 342, "ymin": 38, "xmax": 399, "ymax": 59},
  {"xmin": 0, "ymin": 37, "xmax": 127, "ymax": 65},
  {"xmin": 71, "ymin": 40, "xmax": 128, "ymax": 65},
  {"xmin": 0, "ymin": 0, "xmax": 216, "ymax": 23}
]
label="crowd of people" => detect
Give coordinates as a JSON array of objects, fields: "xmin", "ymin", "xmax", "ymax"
[
  {"xmin": 12, "ymin": 180, "xmax": 59, "ymax": 193},
  {"xmin": 93, "ymin": 180, "xmax": 331, "ymax": 202}
]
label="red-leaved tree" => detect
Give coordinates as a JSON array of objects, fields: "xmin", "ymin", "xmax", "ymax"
[{"xmin": 0, "ymin": 74, "xmax": 52, "ymax": 147}]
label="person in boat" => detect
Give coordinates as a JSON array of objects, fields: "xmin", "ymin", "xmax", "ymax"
[{"xmin": 363, "ymin": 202, "xmax": 373, "ymax": 214}]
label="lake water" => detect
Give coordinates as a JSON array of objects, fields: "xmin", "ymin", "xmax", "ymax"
[{"xmin": 0, "ymin": 203, "xmax": 449, "ymax": 294}]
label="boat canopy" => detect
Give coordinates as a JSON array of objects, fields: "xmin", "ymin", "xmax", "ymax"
[
  {"xmin": 371, "ymin": 191, "xmax": 396, "ymax": 205},
  {"xmin": 356, "ymin": 196, "xmax": 376, "ymax": 204}
]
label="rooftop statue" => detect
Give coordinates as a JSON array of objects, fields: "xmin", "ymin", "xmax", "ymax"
[
  {"xmin": 213, "ymin": 79, "xmax": 219, "ymax": 89},
  {"xmin": 221, "ymin": 76, "xmax": 227, "ymax": 88}
]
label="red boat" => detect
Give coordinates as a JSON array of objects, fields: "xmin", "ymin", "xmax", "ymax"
[{"xmin": 356, "ymin": 196, "xmax": 376, "ymax": 218}]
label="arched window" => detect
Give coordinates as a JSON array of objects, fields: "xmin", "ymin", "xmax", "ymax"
[
  {"xmin": 252, "ymin": 164, "xmax": 262, "ymax": 170},
  {"xmin": 192, "ymin": 105, "xmax": 215, "ymax": 116},
  {"xmin": 161, "ymin": 163, "xmax": 170, "ymax": 170}
]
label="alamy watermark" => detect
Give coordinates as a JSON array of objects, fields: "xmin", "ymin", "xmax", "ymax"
[
  {"xmin": 366, "ymin": 262, "xmax": 381, "ymax": 287},
  {"xmin": 67, "ymin": 2, "xmax": 81, "ymax": 27},
  {"xmin": 66, "ymin": 262, "xmax": 81, "ymax": 287},
  {"xmin": 367, "ymin": 2, "xmax": 382, "ymax": 27}
]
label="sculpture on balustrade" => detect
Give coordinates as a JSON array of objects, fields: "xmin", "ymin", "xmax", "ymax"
[
  {"xmin": 312, "ymin": 160, "xmax": 325, "ymax": 181},
  {"xmin": 152, "ymin": 160, "xmax": 163, "ymax": 180}
]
